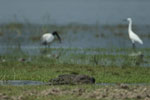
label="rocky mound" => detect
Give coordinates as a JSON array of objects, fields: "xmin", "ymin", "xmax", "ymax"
[{"xmin": 48, "ymin": 74, "xmax": 95, "ymax": 85}]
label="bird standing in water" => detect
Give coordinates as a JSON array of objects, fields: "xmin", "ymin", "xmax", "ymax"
[
  {"xmin": 127, "ymin": 18, "xmax": 143, "ymax": 49},
  {"xmin": 41, "ymin": 31, "xmax": 61, "ymax": 48}
]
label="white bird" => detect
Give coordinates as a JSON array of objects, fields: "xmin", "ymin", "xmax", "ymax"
[
  {"xmin": 41, "ymin": 31, "xmax": 61, "ymax": 47},
  {"xmin": 127, "ymin": 18, "xmax": 143, "ymax": 49}
]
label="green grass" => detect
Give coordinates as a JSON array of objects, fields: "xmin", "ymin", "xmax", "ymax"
[
  {"xmin": 0, "ymin": 48, "xmax": 150, "ymax": 100},
  {"xmin": 0, "ymin": 22, "xmax": 150, "ymax": 99},
  {"xmin": 0, "ymin": 51, "xmax": 150, "ymax": 83}
]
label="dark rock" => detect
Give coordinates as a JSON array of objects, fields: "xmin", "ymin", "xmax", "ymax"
[
  {"xmin": 119, "ymin": 84, "xmax": 129, "ymax": 89},
  {"xmin": 73, "ymin": 74, "xmax": 95, "ymax": 84},
  {"xmin": 48, "ymin": 74, "xmax": 95, "ymax": 85}
]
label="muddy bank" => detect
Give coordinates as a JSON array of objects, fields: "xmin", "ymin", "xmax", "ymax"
[{"xmin": 1, "ymin": 84, "xmax": 150, "ymax": 100}]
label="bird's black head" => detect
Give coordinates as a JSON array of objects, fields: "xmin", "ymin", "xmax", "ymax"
[
  {"xmin": 52, "ymin": 31, "xmax": 58, "ymax": 35},
  {"xmin": 52, "ymin": 31, "xmax": 61, "ymax": 43}
]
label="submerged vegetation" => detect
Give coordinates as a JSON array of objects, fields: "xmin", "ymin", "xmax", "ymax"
[
  {"xmin": 0, "ymin": 22, "xmax": 150, "ymax": 46},
  {"xmin": 0, "ymin": 22, "xmax": 150, "ymax": 100}
]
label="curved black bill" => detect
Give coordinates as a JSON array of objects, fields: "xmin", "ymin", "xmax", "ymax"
[{"xmin": 55, "ymin": 33, "xmax": 61, "ymax": 43}]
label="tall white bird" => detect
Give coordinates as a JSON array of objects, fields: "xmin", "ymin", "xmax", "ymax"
[
  {"xmin": 127, "ymin": 18, "xmax": 143, "ymax": 49},
  {"xmin": 41, "ymin": 31, "xmax": 61, "ymax": 47}
]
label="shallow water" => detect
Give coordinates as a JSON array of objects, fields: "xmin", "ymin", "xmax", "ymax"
[
  {"xmin": 0, "ymin": 25, "xmax": 150, "ymax": 49},
  {"xmin": 0, "ymin": 80, "xmax": 149, "ymax": 86},
  {"xmin": 0, "ymin": 0, "xmax": 150, "ymax": 67},
  {"xmin": 0, "ymin": 0, "xmax": 150, "ymax": 49},
  {"xmin": 0, "ymin": 80, "xmax": 44, "ymax": 86}
]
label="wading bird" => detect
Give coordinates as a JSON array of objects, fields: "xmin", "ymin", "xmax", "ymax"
[
  {"xmin": 41, "ymin": 31, "xmax": 61, "ymax": 47},
  {"xmin": 127, "ymin": 18, "xmax": 143, "ymax": 49}
]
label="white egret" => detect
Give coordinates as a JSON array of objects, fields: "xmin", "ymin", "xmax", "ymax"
[
  {"xmin": 127, "ymin": 18, "xmax": 143, "ymax": 49},
  {"xmin": 41, "ymin": 31, "xmax": 61, "ymax": 47}
]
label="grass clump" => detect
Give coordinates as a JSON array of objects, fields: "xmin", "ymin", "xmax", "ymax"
[
  {"xmin": 0, "ymin": 48, "xmax": 150, "ymax": 100},
  {"xmin": 0, "ymin": 53, "xmax": 150, "ymax": 83}
]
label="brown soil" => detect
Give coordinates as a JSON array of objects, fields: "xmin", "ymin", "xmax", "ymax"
[{"xmin": 1, "ymin": 84, "xmax": 150, "ymax": 100}]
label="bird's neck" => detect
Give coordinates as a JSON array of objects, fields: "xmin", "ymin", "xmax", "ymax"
[{"xmin": 128, "ymin": 20, "xmax": 132, "ymax": 32}]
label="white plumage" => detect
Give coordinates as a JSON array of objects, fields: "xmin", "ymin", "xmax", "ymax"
[
  {"xmin": 41, "ymin": 31, "xmax": 61, "ymax": 46},
  {"xmin": 41, "ymin": 33, "xmax": 54, "ymax": 44},
  {"xmin": 127, "ymin": 18, "xmax": 143, "ymax": 48}
]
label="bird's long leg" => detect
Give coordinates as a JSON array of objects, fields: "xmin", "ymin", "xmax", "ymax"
[
  {"xmin": 46, "ymin": 44, "xmax": 50, "ymax": 53},
  {"xmin": 40, "ymin": 44, "xmax": 47, "ymax": 54},
  {"xmin": 132, "ymin": 43, "xmax": 136, "ymax": 52},
  {"xmin": 47, "ymin": 44, "xmax": 52, "ymax": 54},
  {"xmin": 43, "ymin": 45, "xmax": 48, "ymax": 54},
  {"xmin": 42, "ymin": 42, "xmax": 47, "ymax": 51},
  {"xmin": 47, "ymin": 44, "xmax": 50, "ymax": 49}
]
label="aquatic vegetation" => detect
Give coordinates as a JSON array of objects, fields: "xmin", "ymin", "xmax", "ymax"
[
  {"xmin": 0, "ymin": 48, "xmax": 149, "ymax": 83},
  {"xmin": 0, "ymin": 22, "xmax": 149, "ymax": 84},
  {"xmin": 0, "ymin": 22, "xmax": 149, "ymax": 100},
  {"xmin": 0, "ymin": 22, "xmax": 150, "ymax": 49},
  {"xmin": 1, "ymin": 22, "xmax": 23, "ymax": 30}
]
